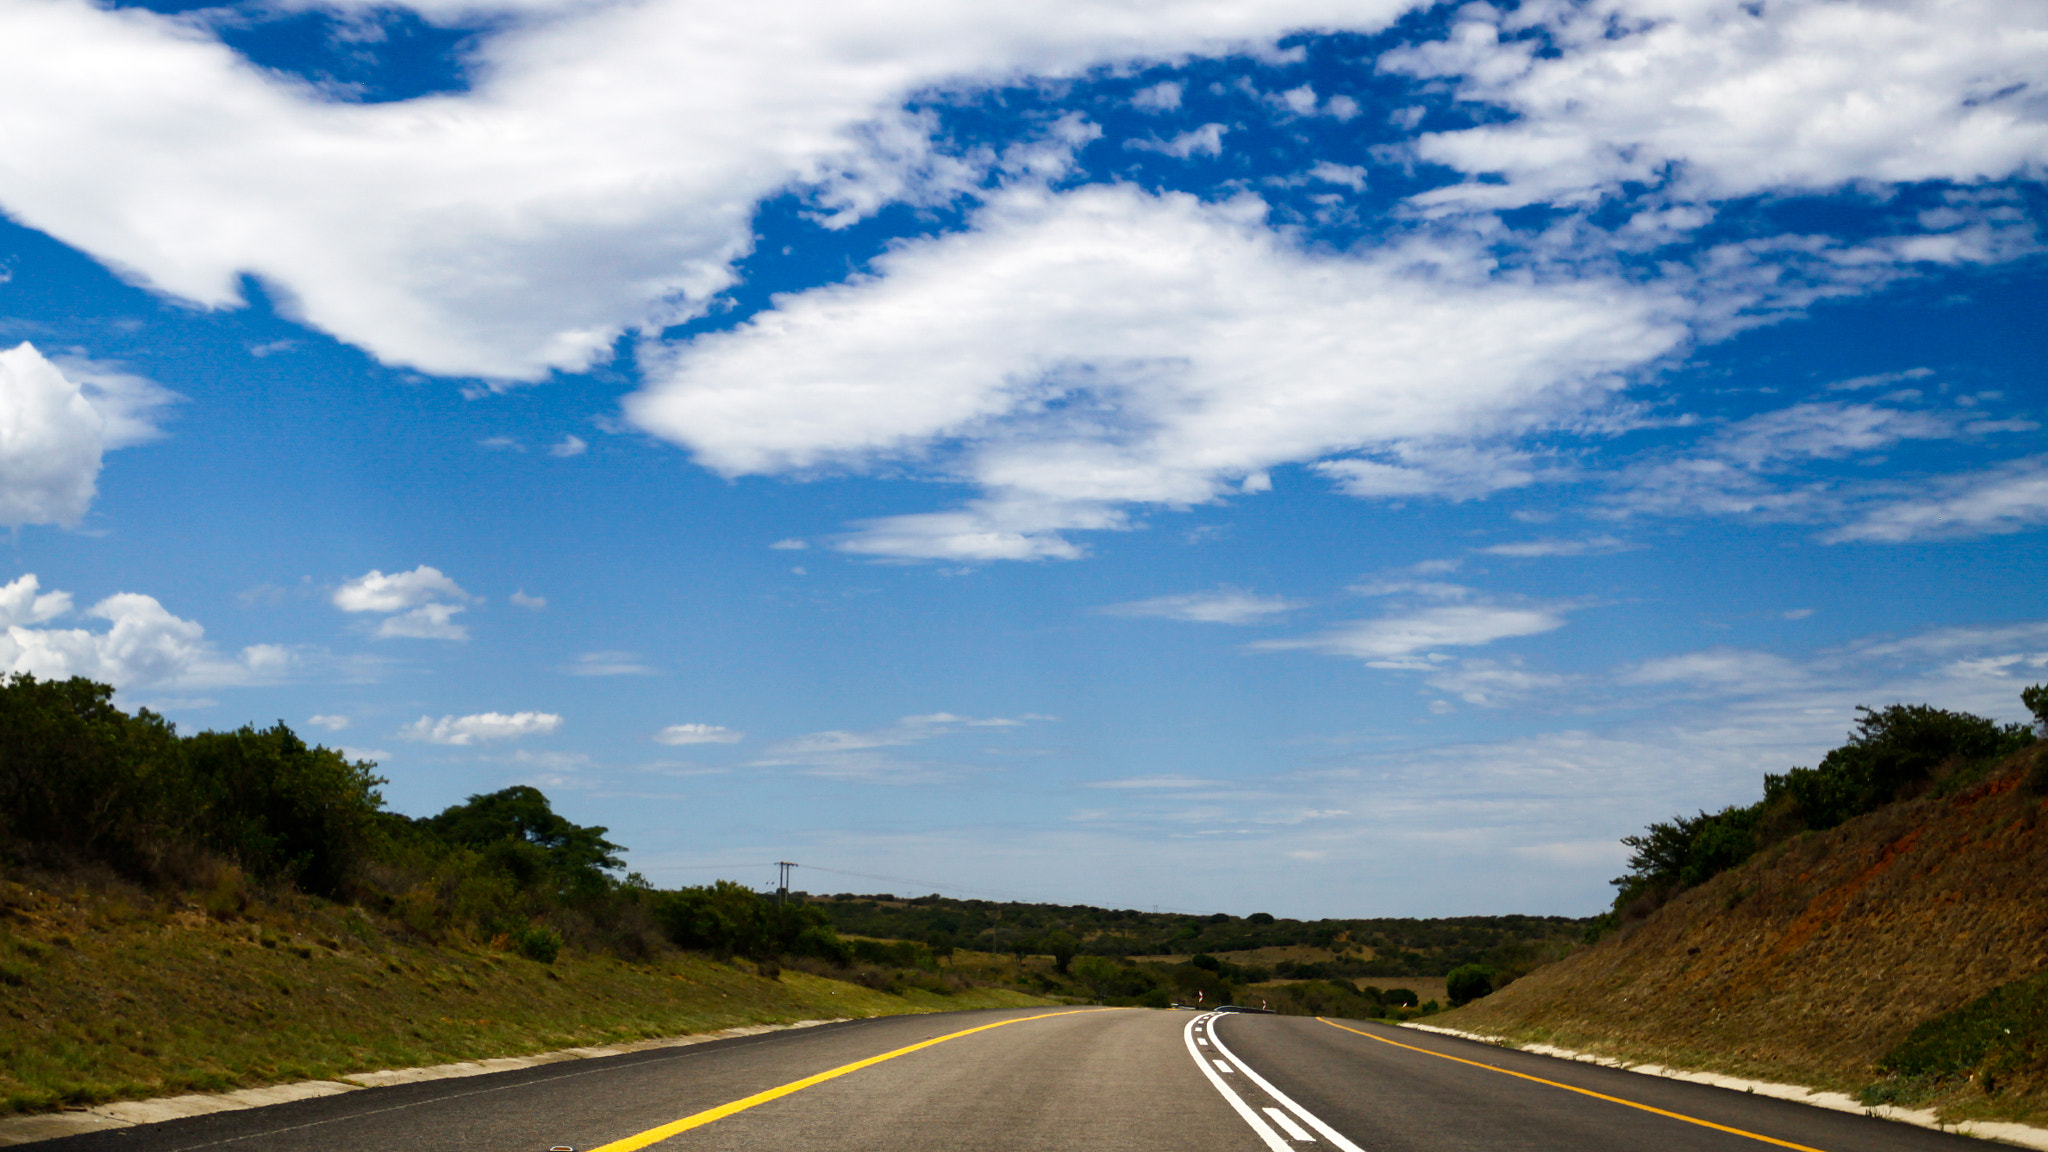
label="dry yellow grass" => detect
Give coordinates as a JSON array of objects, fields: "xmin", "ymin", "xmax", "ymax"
[
  {"xmin": 0, "ymin": 875, "xmax": 1052, "ymax": 1116},
  {"xmin": 1444, "ymin": 748, "xmax": 2048, "ymax": 1126}
]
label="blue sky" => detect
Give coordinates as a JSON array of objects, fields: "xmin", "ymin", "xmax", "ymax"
[{"xmin": 0, "ymin": 0, "xmax": 2043, "ymax": 917}]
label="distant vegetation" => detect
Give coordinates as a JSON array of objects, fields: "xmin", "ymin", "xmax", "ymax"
[
  {"xmin": 1599, "ymin": 690, "xmax": 2044, "ymax": 936},
  {"xmin": 0, "ymin": 672, "xmax": 1587, "ymax": 1019}
]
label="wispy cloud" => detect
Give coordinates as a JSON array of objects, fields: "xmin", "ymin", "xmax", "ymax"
[
  {"xmin": 565, "ymin": 650, "xmax": 656, "ymax": 676},
  {"xmin": 655, "ymin": 723, "xmax": 744, "ymax": 745},
  {"xmin": 1100, "ymin": 589, "xmax": 1298, "ymax": 625}
]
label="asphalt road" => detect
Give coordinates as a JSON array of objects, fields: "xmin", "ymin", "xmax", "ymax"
[{"xmin": 29, "ymin": 1007, "xmax": 1996, "ymax": 1151}]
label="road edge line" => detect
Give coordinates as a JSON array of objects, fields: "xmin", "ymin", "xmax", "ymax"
[
  {"xmin": 1320, "ymin": 1018, "xmax": 1828, "ymax": 1152},
  {"xmin": 1399, "ymin": 1022, "xmax": 2048, "ymax": 1152}
]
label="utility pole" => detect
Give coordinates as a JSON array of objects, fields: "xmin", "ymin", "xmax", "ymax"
[{"xmin": 775, "ymin": 861, "xmax": 796, "ymax": 906}]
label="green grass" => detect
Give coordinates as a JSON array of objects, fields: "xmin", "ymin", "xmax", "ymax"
[{"xmin": 0, "ymin": 877, "xmax": 1052, "ymax": 1116}]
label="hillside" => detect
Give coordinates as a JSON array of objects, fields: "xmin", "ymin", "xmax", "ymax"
[
  {"xmin": 0, "ymin": 870, "xmax": 1050, "ymax": 1116},
  {"xmin": 1441, "ymin": 742, "xmax": 2048, "ymax": 1127}
]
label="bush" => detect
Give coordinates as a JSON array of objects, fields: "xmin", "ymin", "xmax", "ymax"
[
  {"xmin": 1446, "ymin": 963, "xmax": 1496, "ymax": 1007},
  {"xmin": 516, "ymin": 926, "xmax": 564, "ymax": 964}
]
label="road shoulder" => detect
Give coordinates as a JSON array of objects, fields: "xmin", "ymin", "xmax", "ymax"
[{"xmin": 1401, "ymin": 1021, "xmax": 2048, "ymax": 1152}]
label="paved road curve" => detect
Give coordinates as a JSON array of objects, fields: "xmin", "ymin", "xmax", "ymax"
[{"xmin": 30, "ymin": 1007, "xmax": 1993, "ymax": 1151}]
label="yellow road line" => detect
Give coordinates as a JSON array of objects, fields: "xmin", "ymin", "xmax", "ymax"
[
  {"xmin": 588, "ymin": 1008, "xmax": 1121, "ymax": 1151},
  {"xmin": 1316, "ymin": 1018, "xmax": 1831, "ymax": 1152}
]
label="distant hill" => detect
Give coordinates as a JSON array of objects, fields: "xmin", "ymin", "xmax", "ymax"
[
  {"xmin": 1442, "ymin": 734, "xmax": 2048, "ymax": 1130},
  {"xmin": 802, "ymin": 892, "xmax": 1588, "ymax": 981}
]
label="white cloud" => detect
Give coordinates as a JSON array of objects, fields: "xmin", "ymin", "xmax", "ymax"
[
  {"xmin": 1824, "ymin": 456, "xmax": 2048, "ymax": 543},
  {"xmin": 655, "ymin": 723, "xmax": 744, "ymax": 745},
  {"xmin": 1100, "ymin": 589, "xmax": 1298, "ymax": 625},
  {"xmin": 0, "ymin": 576, "xmax": 292, "ymax": 689},
  {"xmin": 1127, "ymin": 122, "xmax": 1228, "ymax": 158},
  {"xmin": 401, "ymin": 710, "xmax": 563, "ymax": 745},
  {"xmin": 629, "ymin": 185, "xmax": 1688, "ymax": 560},
  {"xmin": 1386, "ymin": 0, "xmax": 2048, "ymax": 212},
  {"xmin": 549, "ymin": 434, "xmax": 588, "ymax": 458},
  {"xmin": 334, "ymin": 565, "xmax": 469, "ymax": 613},
  {"xmin": 1478, "ymin": 535, "xmax": 1628, "ymax": 558},
  {"xmin": 769, "ymin": 538, "xmax": 809, "ymax": 551},
  {"xmin": 1424, "ymin": 659, "xmax": 1570, "ymax": 706},
  {"xmin": 1085, "ymin": 774, "xmax": 1224, "ymax": 789},
  {"xmin": 566, "ymin": 650, "xmax": 656, "ymax": 676},
  {"xmin": 308, "ymin": 714, "xmax": 351, "ymax": 731},
  {"xmin": 334, "ymin": 565, "xmax": 472, "ymax": 639},
  {"xmin": 0, "ymin": 574, "xmax": 72, "ymax": 626},
  {"xmin": 751, "ymin": 712, "xmax": 1040, "ymax": 781},
  {"xmin": 509, "ymin": 589, "xmax": 547, "ymax": 610},
  {"xmin": 0, "ymin": 343, "xmax": 173, "ymax": 528},
  {"xmin": 1622, "ymin": 647, "xmax": 1808, "ymax": 692},
  {"xmin": 1131, "ymin": 81, "xmax": 1182, "ymax": 111},
  {"xmin": 1255, "ymin": 601, "xmax": 1568, "ymax": 663},
  {"xmin": 0, "ymin": 0, "xmax": 1417, "ymax": 381},
  {"xmin": 374, "ymin": 602, "xmax": 469, "ymax": 640}
]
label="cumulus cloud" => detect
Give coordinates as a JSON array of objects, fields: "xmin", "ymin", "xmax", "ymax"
[
  {"xmin": 1100, "ymin": 589, "xmax": 1298, "ymax": 625},
  {"xmin": 308, "ymin": 714, "xmax": 351, "ymax": 731},
  {"xmin": 549, "ymin": 435, "xmax": 588, "ymax": 458},
  {"xmin": 0, "ymin": 574, "xmax": 72, "ymax": 626},
  {"xmin": 509, "ymin": 590, "xmax": 547, "ymax": 609},
  {"xmin": 401, "ymin": 710, "xmax": 563, "ymax": 745},
  {"xmin": 0, "ymin": 343, "xmax": 174, "ymax": 528},
  {"xmin": 0, "ymin": 574, "xmax": 291, "ymax": 689},
  {"xmin": 0, "ymin": 0, "xmax": 1416, "ymax": 381},
  {"xmin": 630, "ymin": 185, "xmax": 1688, "ymax": 560},
  {"xmin": 654, "ymin": 723, "xmax": 744, "ymax": 745},
  {"xmin": 333, "ymin": 565, "xmax": 472, "ymax": 639}
]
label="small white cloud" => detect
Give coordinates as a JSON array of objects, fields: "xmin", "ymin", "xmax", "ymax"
[
  {"xmin": 0, "ymin": 573, "xmax": 73, "ymax": 626},
  {"xmin": 1478, "ymin": 535, "xmax": 1629, "ymax": 558},
  {"xmin": 548, "ymin": 434, "xmax": 588, "ymax": 458},
  {"xmin": 308, "ymin": 714, "xmax": 351, "ymax": 731},
  {"xmin": 567, "ymin": 650, "xmax": 655, "ymax": 676},
  {"xmin": 769, "ymin": 538, "xmax": 809, "ymax": 550},
  {"xmin": 478, "ymin": 435, "xmax": 524, "ymax": 452},
  {"xmin": 1782, "ymin": 608, "xmax": 1816, "ymax": 620},
  {"xmin": 1307, "ymin": 161, "xmax": 1367, "ymax": 190},
  {"xmin": 401, "ymin": 711, "xmax": 563, "ymax": 745},
  {"xmin": 1131, "ymin": 81, "xmax": 1182, "ymax": 111},
  {"xmin": 509, "ymin": 590, "xmax": 547, "ymax": 610},
  {"xmin": 655, "ymin": 723, "xmax": 744, "ymax": 745},
  {"xmin": 374, "ymin": 602, "xmax": 469, "ymax": 641},
  {"xmin": 334, "ymin": 566, "xmax": 470, "ymax": 614},
  {"xmin": 0, "ymin": 343, "xmax": 175, "ymax": 528},
  {"xmin": 1100, "ymin": 589, "xmax": 1298, "ymax": 625},
  {"xmin": 1126, "ymin": 123, "xmax": 1228, "ymax": 158}
]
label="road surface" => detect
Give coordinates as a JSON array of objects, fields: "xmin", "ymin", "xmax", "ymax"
[{"xmin": 27, "ymin": 1007, "xmax": 1990, "ymax": 1151}]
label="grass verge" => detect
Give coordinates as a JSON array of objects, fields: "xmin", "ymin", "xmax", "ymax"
[{"xmin": 0, "ymin": 874, "xmax": 1052, "ymax": 1116}]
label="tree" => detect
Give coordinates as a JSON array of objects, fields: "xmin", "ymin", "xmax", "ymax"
[
  {"xmin": 1446, "ymin": 963, "xmax": 1496, "ymax": 1007},
  {"xmin": 1044, "ymin": 929, "xmax": 1079, "ymax": 974},
  {"xmin": 424, "ymin": 786, "xmax": 623, "ymax": 896}
]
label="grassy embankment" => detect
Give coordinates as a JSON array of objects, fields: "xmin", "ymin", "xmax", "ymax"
[
  {"xmin": 0, "ymin": 873, "xmax": 1051, "ymax": 1117},
  {"xmin": 1439, "ymin": 742, "xmax": 2048, "ymax": 1129}
]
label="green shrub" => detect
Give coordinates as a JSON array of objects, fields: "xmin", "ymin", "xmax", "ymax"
[
  {"xmin": 515, "ymin": 927, "xmax": 563, "ymax": 965},
  {"xmin": 1878, "ymin": 968, "xmax": 2048, "ymax": 1082},
  {"xmin": 1446, "ymin": 963, "xmax": 1496, "ymax": 1007}
]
